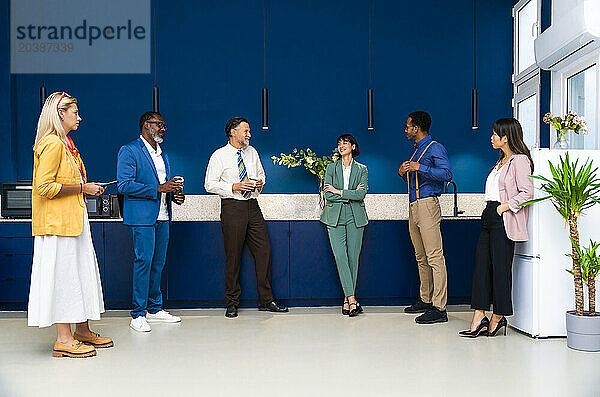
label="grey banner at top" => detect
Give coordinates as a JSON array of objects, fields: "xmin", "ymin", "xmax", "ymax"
[{"xmin": 10, "ymin": 0, "xmax": 150, "ymax": 74}]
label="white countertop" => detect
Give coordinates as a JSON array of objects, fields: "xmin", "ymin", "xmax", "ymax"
[{"xmin": 1, "ymin": 193, "xmax": 485, "ymax": 222}]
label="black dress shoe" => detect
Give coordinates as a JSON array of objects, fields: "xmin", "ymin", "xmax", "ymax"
[
  {"xmin": 487, "ymin": 316, "xmax": 507, "ymax": 337},
  {"xmin": 258, "ymin": 301, "xmax": 289, "ymax": 313},
  {"xmin": 404, "ymin": 299, "xmax": 433, "ymax": 314},
  {"xmin": 225, "ymin": 305, "xmax": 238, "ymax": 318},
  {"xmin": 415, "ymin": 307, "xmax": 448, "ymax": 324},
  {"xmin": 459, "ymin": 316, "xmax": 489, "ymax": 337}
]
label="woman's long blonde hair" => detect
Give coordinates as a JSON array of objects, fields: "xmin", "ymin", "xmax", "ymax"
[{"xmin": 33, "ymin": 92, "xmax": 78, "ymax": 151}]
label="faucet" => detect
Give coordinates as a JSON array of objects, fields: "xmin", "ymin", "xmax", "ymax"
[{"xmin": 445, "ymin": 180, "xmax": 464, "ymax": 217}]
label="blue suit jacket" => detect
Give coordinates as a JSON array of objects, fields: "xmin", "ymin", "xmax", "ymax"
[{"xmin": 117, "ymin": 137, "xmax": 172, "ymax": 226}]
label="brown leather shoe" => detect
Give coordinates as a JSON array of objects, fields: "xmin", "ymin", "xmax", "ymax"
[
  {"xmin": 52, "ymin": 340, "xmax": 97, "ymax": 358},
  {"xmin": 73, "ymin": 332, "xmax": 114, "ymax": 348}
]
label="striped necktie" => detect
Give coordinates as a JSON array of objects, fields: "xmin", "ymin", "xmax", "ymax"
[{"xmin": 237, "ymin": 149, "xmax": 251, "ymax": 199}]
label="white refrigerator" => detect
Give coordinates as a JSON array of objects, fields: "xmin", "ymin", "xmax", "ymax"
[{"xmin": 510, "ymin": 148, "xmax": 600, "ymax": 337}]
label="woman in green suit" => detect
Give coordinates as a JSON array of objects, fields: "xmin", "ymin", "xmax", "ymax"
[{"xmin": 321, "ymin": 134, "xmax": 368, "ymax": 317}]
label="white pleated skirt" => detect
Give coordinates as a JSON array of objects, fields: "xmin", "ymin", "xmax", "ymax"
[{"xmin": 27, "ymin": 209, "xmax": 105, "ymax": 328}]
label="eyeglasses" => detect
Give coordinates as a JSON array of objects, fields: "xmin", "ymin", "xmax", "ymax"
[
  {"xmin": 146, "ymin": 120, "xmax": 167, "ymax": 130},
  {"xmin": 56, "ymin": 92, "xmax": 72, "ymax": 112}
]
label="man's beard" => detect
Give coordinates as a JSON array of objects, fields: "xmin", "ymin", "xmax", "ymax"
[{"xmin": 152, "ymin": 132, "xmax": 164, "ymax": 144}]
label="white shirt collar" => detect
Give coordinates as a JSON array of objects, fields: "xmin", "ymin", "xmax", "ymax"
[
  {"xmin": 140, "ymin": 135, "xmax": 162, "ymax": 156},
  {"xmin": 227, "ymin": 142, "xmax": 247, "ymax": 154}
]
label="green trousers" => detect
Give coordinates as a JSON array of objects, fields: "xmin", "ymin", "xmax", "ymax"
[{"xmin": 327, "ymin": 204, "xmax": 365, "ymax": 296}]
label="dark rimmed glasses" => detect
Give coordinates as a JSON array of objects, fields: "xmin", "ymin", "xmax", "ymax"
[{"xmin": 146, "ymin": 120, "xmax": 167, "ymax": 130}]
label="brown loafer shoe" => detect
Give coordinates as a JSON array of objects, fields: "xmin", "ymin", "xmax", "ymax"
[
  {"xmin": 52, "ymin": 340, "xmax": 96, "ymax": 358},
  {"xmin": 73, "ymin": 332, "xmax": 114, "ymax": 348}
]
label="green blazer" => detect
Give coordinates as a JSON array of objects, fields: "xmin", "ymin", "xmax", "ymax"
[{"xmin": 319, "ymin": 159, "xmax": 368, "ymax": 228}]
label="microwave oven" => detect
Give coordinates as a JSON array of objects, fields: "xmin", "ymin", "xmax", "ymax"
[
  {"xmin": 85, "ymin": 194, "xmax": 121, "ymax": 218},
  {"xmin": 1, "ymin": 182, "xmax": 32, "ymax": 218},
  {"xmin": 1, "ymin": 182, "xmax": 121, "ymax": 219}
]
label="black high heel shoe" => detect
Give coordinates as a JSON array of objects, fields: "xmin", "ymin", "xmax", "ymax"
[
  {"xmin": 349, "ymin": 302, "xmax": 360, "ymax": 317},
  {"xmin": 357, "ymin": 303, "xmax": 363, "ymax": 314},
  {"xmin": 342, "ymin": 300, "xmax": 350, "ymax": 315},
  {"xmin": 487, "ymin": 317, "xmax": 507, "ymax": 337},
  {"xmin": 459, "ymin": 316, "xmax": 489, "ymax": 338}
]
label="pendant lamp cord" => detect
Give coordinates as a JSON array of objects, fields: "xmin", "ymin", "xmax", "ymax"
[
  {"xmin": 473, "ymin": 0, "xmax": 476, "ymax": 89},
  {"xmin": 153, "ymin": 1, "xmax": 158, "ymax": 87},
  {"xmin": 263, "ymin": 0, "xmax": 267, "ymax": 87},
  {"xmin": 368, "ymin": 0, "xmax": 373, "ymax": 88},
  {"xmin": 40, "ymin": 0, "xmax": 44, "ymax": 88}
]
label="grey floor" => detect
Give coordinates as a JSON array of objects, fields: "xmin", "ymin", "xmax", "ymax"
[{"xmin": 1, "ymin": 306, "xmax": 598, "ymax": 397}]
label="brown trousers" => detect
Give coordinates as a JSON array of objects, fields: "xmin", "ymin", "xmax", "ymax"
[
  {"xmin": 221, "ymin": 198, "xmax": 274, "ymax": 306},
  {"xmin": 408, "ymin": 196, "xmax": 448, "ymax": 310}
]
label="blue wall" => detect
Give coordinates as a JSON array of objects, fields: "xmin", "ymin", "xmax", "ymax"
[{"xmin": 2, "ymin": 0, "xmax": 516, "ymax": 193}]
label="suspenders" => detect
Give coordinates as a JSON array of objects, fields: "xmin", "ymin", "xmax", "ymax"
[{"xmin": 407, "ymin": 141, "xmax": 436, "ymax": 200}]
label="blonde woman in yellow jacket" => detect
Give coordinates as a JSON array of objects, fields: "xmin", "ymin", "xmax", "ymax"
[{"xmin": 28, "ymin": 92, "xmax": 113, "ymax": 358}]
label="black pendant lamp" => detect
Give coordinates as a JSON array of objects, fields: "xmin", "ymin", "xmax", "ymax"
[
  {"xmin": 262, "ymin": 87, "xmax": 268, "ymax": 129},
  {"xmin": 40, "ymin": 86, "xmax": 47, "ymax": 109},
  {"xmin": 367, "ymin": 0, "xmax": 374, "ymax": 131},
  {"xmin": 471, "ymin": 0, "xmax": 478, "ymax": 130},
  {"xmin": 262, "ymin": 0, "xmax": 269, "ymax": 130},
  {"xmin": 153, "ymin": 87, "xmax": 160, "ymax": 113},
  {"xmin": 152, "ymin": 3, "xmax": 160, "ymax": 112},
  {"xmin": 367, "ymin": 89, "xmax": 374, "ymax": 130}
]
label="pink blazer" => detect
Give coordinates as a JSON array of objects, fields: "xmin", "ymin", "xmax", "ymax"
[{"xmin": 498, "ymin": 154, "xmax": 534, "ymax": 242}]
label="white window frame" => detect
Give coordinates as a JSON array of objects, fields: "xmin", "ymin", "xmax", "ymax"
[
  {"xmin": 513, "ymin": 0, "xmax": 542, "ymax": 85},
  {"xmin": 551, "ymin": 50, "xmax": 600, "ymax": 149},
  {"xmin": 514, "ymin": 73, "xmax": 541, "ymax": 148}
]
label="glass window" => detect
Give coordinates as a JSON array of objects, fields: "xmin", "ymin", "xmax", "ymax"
[
  {"xmin": 567, "ymin": 65, "xmax": 597, "ymax": 149},
  {"xmin": 517, "ymin": 94, "xmax": 538, "ymax": 149},
  {"xmin": 517, "ymin": 0, "xmax": 538, "ymax": 74}
]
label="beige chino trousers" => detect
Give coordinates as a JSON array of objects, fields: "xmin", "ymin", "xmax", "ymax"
[{"xmin": 408, "ymin": 196, "xmax": 447, "ymax": 310}]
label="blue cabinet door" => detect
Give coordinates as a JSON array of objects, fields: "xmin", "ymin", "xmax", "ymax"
[
  {"xmin": 289, "ymin": 221, "xmax": 341, "ymax": 301},
  {"xmin": 103, "ymin": 223, "xmax": 134, "ymax": 307},
  {"xmin": 357, "ymin": 221, "xmax": 419, "ymax": 300},
  {"xmin": 0, "ymin": 224, "xmax": 33, "ymax": 306},
  {"xmin": 166, "ymin": 221, "xmax": 290, "ymax": 307},
  {"xmin": 166, "ymin": 222, "xmax": 225, "ymax": 302},
  {"xmin": 442, "ymin": 220, "xmax": 479, "ymax": 303}
]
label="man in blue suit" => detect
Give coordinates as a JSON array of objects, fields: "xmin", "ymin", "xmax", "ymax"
[{"xmin": 117, "ymin": 111, "xmax": 185, "ymax": 332}]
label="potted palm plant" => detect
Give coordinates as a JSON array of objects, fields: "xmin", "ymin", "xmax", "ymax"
[
  {"xmin": 523, "ymin": 153, "xmax": 600, "ymax": 351},
  {"xmin": 567, "ymin": 240, "xmax": 600, "ymax": 351}
]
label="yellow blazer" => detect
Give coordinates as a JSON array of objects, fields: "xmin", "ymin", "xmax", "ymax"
[{"xmin": 32, "ymin": 134, "xmax": 85, "ymax": 236}]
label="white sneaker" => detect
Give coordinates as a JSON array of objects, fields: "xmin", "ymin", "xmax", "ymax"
[
  {"xmin": 146, "ymin": 310, "xmax": 181, "ymax": 323},
  {"xmin": 130, "ymin": 316, "xmax": 151, "ymax": 332}
]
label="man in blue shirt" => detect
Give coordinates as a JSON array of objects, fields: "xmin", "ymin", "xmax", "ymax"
[{"xmin": 398, "ymin": 111, "xmax": 452, "ymax": 324}]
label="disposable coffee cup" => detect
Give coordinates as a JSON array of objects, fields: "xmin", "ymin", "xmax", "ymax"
[
  {"xmin": 248, "ymin": 177, "xmax": 258, "ymax": 192},
  {"xmin": 174, "ymin": 176, "xmax": 184, "ymax": 191}
]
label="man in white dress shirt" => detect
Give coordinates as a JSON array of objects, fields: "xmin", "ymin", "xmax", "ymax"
[{"xmin": 205, "ymin": 117, "xmax": 288, "ymax": 318}]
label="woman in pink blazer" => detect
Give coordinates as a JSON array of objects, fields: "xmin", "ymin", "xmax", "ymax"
[{"xmin": 460, "ymin": 118, "xmax": 534, "ymax": 338}]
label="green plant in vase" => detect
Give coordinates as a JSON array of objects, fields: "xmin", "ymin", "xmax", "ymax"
[
  {"xmin": 543, "ymin": 110, "xmax": 590, "ymax": 149},
  {"xmin": 271, "ymin": 148, "xmax": 339, "ymax": 208},
  {"xmin": 522, "ymin": 153, "xmax": 600, "ymax": 315}
]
